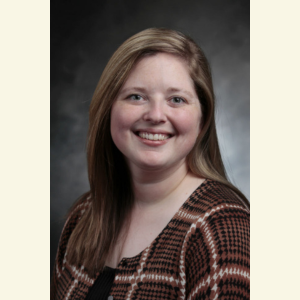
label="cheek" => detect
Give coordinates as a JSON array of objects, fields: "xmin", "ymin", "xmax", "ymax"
[
  {"xmin": 176, "ymin": 110, "xmax": 202, "ymax": 136},
  {"xmin": 110, "ymin": 104, "xmax": 134, "ymax": 144}
]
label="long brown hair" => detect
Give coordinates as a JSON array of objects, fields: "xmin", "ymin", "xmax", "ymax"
[{"xmin": 66, "ymin": 28, "xmax": 250, "ymax": 277}]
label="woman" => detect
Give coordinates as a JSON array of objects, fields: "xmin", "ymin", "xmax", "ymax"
[{"xmin": 51, "ymin": 28, "xmax": 250, "ymax": 300}]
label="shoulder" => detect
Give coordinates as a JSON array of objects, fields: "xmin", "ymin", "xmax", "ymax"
[
  {"xmin": 184, "ymin": 179, "xmax": 250, "ymax": 251},
  {"xmin": 61, "ymin": 192, "xmax": 91, "ymax": 242},
  {"xmin": 64, "ymin": 192, "xmax": 92, "ymax": 232},
  {"xmin": 183, "ymin": 180, "xmax": 250, "ymax": 299},
  {"xmin": 54, "ymin": 193, "xmax": 92, "ymax": 271},
  {"xmin": 185, "ymin": 179, "xmax": 250, "ymax": 253},
  {"xmin": 51, "ymin": 192, "xmax": 92, "ymax": 299},
  {"xmin": 189, "ymin": 179, "xmax": 249, "ymax": 210},
  {"xmin": 181, "ymin": 179, "xmax": 249, "ymax": 229}
]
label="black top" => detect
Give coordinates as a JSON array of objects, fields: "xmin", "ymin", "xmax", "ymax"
[{"xmin": 85, "ymin": 267, "xmax": 116, "ymax": 300}]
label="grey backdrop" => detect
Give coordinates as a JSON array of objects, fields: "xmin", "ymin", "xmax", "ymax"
[{"xmin": 51, "ymin": 0, "xmax": 249, "ymax": 275}]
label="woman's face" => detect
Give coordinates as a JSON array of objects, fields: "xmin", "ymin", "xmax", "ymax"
[{"xmin": 110, "ymin": 53, "xmax": 202, "ymax": 172}]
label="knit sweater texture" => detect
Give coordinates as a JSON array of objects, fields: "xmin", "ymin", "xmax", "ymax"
[{"xmin": 51, "ymin": 179, "xmax": 250, "ymax": 299}]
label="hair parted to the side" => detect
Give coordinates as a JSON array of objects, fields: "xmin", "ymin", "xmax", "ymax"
[{"xmin": 66, "ymin": 28, "xmax": 250, "ymax": 277}]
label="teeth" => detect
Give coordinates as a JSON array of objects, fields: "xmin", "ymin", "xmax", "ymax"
[{"xmin": 138, "ymin": 132, "xmax": 169, "ymax": 141}]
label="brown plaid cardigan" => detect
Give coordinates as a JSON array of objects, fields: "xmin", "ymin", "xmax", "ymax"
[{"xmin": 51, "ymin": 179, "xmax": 250, "ymax": 299}]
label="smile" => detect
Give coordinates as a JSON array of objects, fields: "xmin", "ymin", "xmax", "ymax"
[{"xmin": 137, "ymin": 132, "xmax": 171, "ymax": 141}]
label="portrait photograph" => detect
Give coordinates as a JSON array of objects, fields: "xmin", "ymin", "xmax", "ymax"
[
  {"xmin": 51, "ymin": 0, "xmax": 250, "ymax": 299},
  {"xmin": 4, "ymin": 0, "xmax": 300, "ymax": 299}
]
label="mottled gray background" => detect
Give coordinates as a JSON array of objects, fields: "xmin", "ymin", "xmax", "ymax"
[{"xmin": 51, "ymin": 0, "xmax": 249, "ymax": 275}]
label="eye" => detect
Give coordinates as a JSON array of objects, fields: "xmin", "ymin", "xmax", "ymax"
[
  {"xmin": 170, "ymin": 97, "xmax": 186, "ymax": 104},
  {"xmin": 128, "ymin": 94, "xmax": 143, "ymax": 101}
]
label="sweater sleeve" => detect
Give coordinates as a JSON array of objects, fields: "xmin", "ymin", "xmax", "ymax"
[
  {"xmin": 184, "ymin": 203, "xmax": 250, "ymax": 300},
  {"xmin": 50, "ymin": 193, "xmax": 91, "ymax": 300}
]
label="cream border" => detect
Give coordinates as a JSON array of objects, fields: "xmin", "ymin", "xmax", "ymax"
[{"xmin": 1, "ymin": 0, "xmax": 50, "ymax": 298}]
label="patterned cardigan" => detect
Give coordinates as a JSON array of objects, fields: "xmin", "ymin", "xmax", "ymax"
[{"xmin": 51, "ymin": 179, "xmax": 250, "ymax": 299}]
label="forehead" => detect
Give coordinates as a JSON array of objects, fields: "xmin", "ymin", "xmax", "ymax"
[{"xmin": 122, "ymin": 53, "xmax": 195, "ymax": 94}]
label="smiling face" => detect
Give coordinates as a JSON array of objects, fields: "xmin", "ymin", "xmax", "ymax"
[{"xmin": 110, "ymin": 52, "xmax": 202, "ymax": 173}]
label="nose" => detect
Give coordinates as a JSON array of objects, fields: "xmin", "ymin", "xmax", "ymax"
[{"xmin": 142, "ymin": 99, "xmax": 167, "ymax": 124}]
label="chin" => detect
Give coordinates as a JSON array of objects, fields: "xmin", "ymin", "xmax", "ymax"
[
  {"xmin": 130, "ymin": 157, "xmax": 167, "ymax": 171},
  {"xmin": 138, "ymin": 161, "xmax": 166, "ymax": 170}
]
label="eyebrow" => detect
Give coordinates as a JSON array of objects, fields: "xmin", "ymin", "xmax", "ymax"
[
  {"xmin": 118, "ymin": 87, "xmax": 195, "ymax": 98},
  {"xmin": 166, "ymin": 87, "xmax": 195, "ymax": 98},
  {"xmin": 119, "ymin": 87, "xmax": 147, "ymax": 95}
]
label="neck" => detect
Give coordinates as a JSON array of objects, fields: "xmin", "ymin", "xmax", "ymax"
[{"xmin": 130, "ymin": 160, "xmax": 190, "ymax": 208}]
